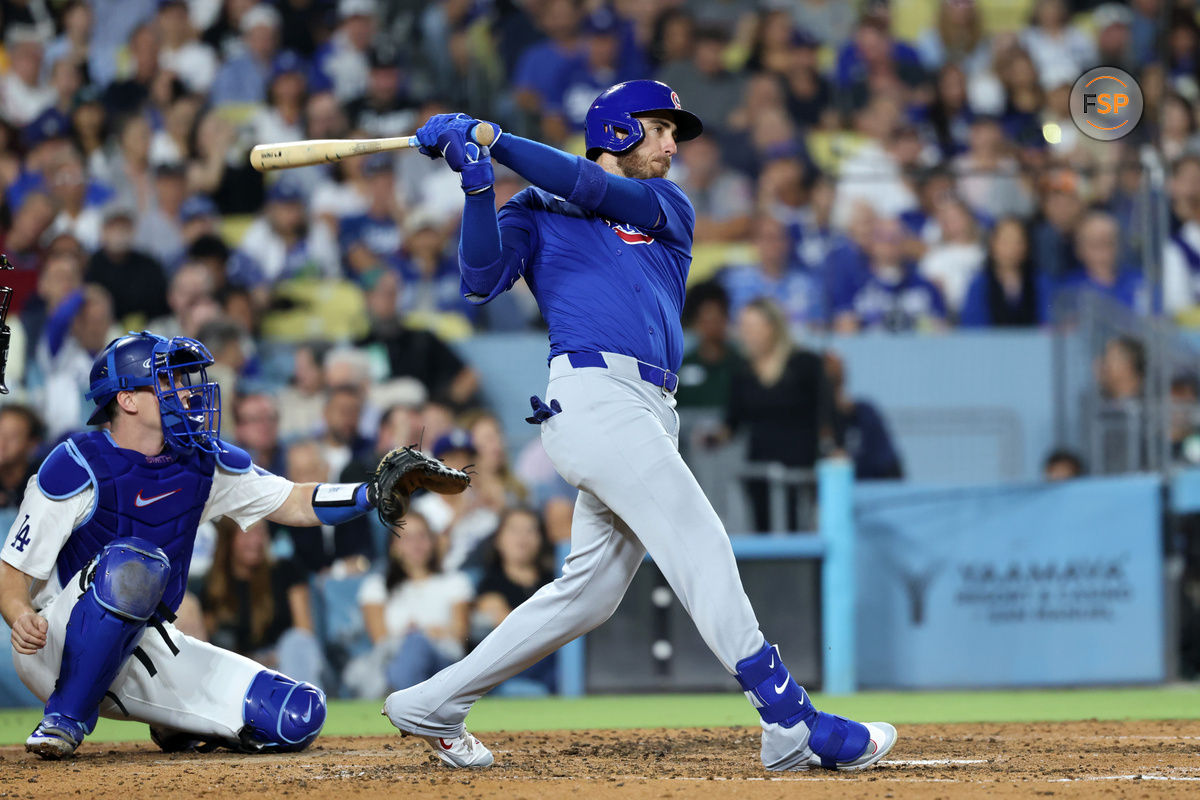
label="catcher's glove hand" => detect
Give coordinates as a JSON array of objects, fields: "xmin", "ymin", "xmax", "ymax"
[{"xmin": 372, "ymin": 446, "xmax": 471, "ymax": 528}]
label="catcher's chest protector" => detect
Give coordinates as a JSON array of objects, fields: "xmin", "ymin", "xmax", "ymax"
[{"xmin": 55, "ymin": 432, "xmax": 215, "ymax": 612}]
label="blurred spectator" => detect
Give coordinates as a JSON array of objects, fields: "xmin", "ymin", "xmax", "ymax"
[
  {"xmin": 1098, "ymin": 336, "xmax": 1145, "ymax": 402},
  {"xmin": 1161, "ymin": 93, "xmax": 1200, "ymax": 165},
  {"xmin": 278, "ymin": 343, "xmax": 327, "ymax": 439},
  {"xmin": 107, "ymin": 114, "xmax": 154, "ymax": 211},
  {"xmin": 232, "ymin": 177, "xmax": 339, "ymax": 286},
  {"xmin": 338, "ymin": 154, "xmax": 402, "ymax": 278},
  {"xmin": 2, "ymin": 26, "xmax": 54, "ymax": 125},
  {"xmin": 1091, "ymin": 3, "xmax": 1138, "ymax": 76},
  {"xmin": 203, "ymin": 519, "xmax": 325, "ymax": 687},
  {"xmin": 252, "ymin": 50, "xmax": 310, "ymax": 147},
  {"xmin": 350, "ymin": 512, "xmax": 473, "ymax": 696},
  {"xmin": 1166, "ymin": 155, "xmax": 1200, "ymax": 314},
  {"xmin": 44, "ymin": 3, "xmax": 92, "ymax": 83},
  {"xmin": 832, "ymin": 217, "xmax": 947, "ymax": 333},
  {"xmin": 148, "ymin": 260, "xmax": 218, "ymax": 339},
  {"xmin": 1031, "ymin": 170, "xmax": 1085, "ymax": 280},
  {"xmin": 960, "ymin": 217, "xmax": 1048, "ymax": 327},
  {"xmin": 36, "ymin": 284, "xmax": 116, "ymax": 439},
  {"xmin": 952, "ymin": 115, "xmax": 1034, "ymax": 221},
  {"xmin": 790, "ymin": 0, "xmax": 856, "ymax": 47},
  {"xmin": 282, "ymin": 438, "xmax": 372, "ymax": 575},
  {"xmin": 44, "ymin": 150, "xmax": 102, "ymax": 252},
  {"xmin": 1127, "ymin": 0, "xmax": 1161, "ymax": 69},
  {"xmin": 233, "ymin": 393, "xmax": 287, "ymax": 477},
  {"xmin": 725, "ymin": 298, "xmax": 831, "ymax": 532},
  {"xmin": 656, "ymin": 23, "xmax": 745, "ymax": 137},
  {"xmin": 88, "ymin": 0, "xmax": 157, "ymax": 88},
  {"xmin": 134, "ymin": 162, "xmax": 189, "ymax": 267},
  {"xmin": 348, "ymin": 45, "xmax": 421, "ymax": 138},
  {"xmin": 462, "ymin": 409, "xmax": 529, "ymax": 510},
  {"xmin": 85, "ymin": 205, "xmax": 169, "ymax": 325},
  {"xmin": 1018, "ymin": 0, "xmax": 1096, "ymax": 82},
  {"xmin": 314, "ymin": 0, "xmax": 375, "ymax": 103},
  {"xmin": 102, "ymin": 20, "xmax": 161, "ymax": 117},
  {"xmin": 927, "ymin": 64, "xmax": 972, "ymax": 159},
  {"xmin": 554, "ymin": 9, "xmax": 643, "ymax": 134},
  {"xmin": 834, "ymin": 14, "xmax": 926, "ymax": 112},
  {"xmin": 677, "ymin": 281, "xmax": 743, "ymax": 410},
  {"xmin": 470, "ymin": 507, "xmax": 556, "ymax": 695},
  {"xmin": 791, "ymin": 173, "xmax": 847, "ymax": 273},
  {"xmin": 412, "ymin": 429, "xmax": 500, "ymax": 573},
  {"xmin": 357, "ymin": 268, "xmax": 481, "ymax": 407},
  {"xmin": 919, "ymin": 197, "xmax": 985, "ymax": 315},
  {"xmin": 1043, "ymin": 448, "xmax": 1086, "ymax": 480},
  {"xmin": 832, "ymin": 95, "xmax": 919, "ymax": 228},
  {"xmin": 825, "ymin": 352, "xmax": 903, "ymax": 480},
  {"xmin": 157, "ymin": 0, "xmax": 219, "ymax": 95},
  {"xmin": 1060, "ymin": 212, "xmax": 1144, "ymax": 313},
  {"xmin": 319, "ymin": 384, "xmax": 373, "ymax": 482},
  {"xmin": 676, "ymin": 135, "xmax": 752, "ymax": 243},
  {"xmin": 718, "ymin": 217, "xmax": 826, "ymax": 331},
  {"xmin": 0, "ymin": 405, "xmax": 45, "ymax": 510},
  {"xmin": 512, "ymin": 0, "xmax": 583, "ymax": 132},
  {"xmin": 916, "ymin": 0, "xmax": 990, "ymax": 74},
  {"xmin": 1170, "ymin": 374, "xmax": 1200, "ymax": 466},
  {"xmin": 209, "ymin": 4, "xmax": 281, "ymax": 106}
]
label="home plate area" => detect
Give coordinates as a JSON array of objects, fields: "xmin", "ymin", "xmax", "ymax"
[{"xmin": 1, "ymin": 720, "xmax": 1197, "ymax": 799}]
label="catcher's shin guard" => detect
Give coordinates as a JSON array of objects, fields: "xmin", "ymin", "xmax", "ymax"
[{"xmin": 43, "ymin": 539, "xmax": 171, "ymax": 734}]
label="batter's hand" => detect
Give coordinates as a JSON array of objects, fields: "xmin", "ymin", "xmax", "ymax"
[
  {"xmin": 11, "ymin": 611, "xmax": 47, "ymax": 655},
  {"xmin": 437, "ymin": 130, "xmax": 494, "ymax": 195},
  {"xmin": 416, "ymin": 113, "xmax": 478, "ymax": 158}
]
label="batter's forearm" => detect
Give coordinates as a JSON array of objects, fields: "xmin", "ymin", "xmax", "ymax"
[
  {"xmin": 459, "ymin": 190, "xmax": 505, "ymax": 295},
  {"xmin": 490, "ymin": 133, "xmax": 661, "ymax": 228}
]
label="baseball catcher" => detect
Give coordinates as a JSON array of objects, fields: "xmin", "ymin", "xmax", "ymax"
[{"xmin": 0, "ymin": 330, "xmax": 466, "ymax": 758}]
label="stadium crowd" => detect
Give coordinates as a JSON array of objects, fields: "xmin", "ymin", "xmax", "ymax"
[{"xmin": 0, "ymin": 0, "xmax": 1197, "ymax": 697}]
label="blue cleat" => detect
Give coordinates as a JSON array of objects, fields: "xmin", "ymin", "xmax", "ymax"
[{"xmin": 25, "ymin": 713, "xmax": 88, "ymax": 760}]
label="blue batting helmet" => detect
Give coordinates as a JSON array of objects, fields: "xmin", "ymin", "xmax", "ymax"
[
  {"xmin": 584, "ymin": 79, "xmax": 703, "ymax": 161},
  {"xmin": 85, "ymin": 331, "xmax": 222, "ymax": 453}
]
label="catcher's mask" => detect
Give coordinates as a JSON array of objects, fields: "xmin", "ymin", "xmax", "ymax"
[{"xmin": 86, "ymin": 331, "xmax": 223, "ymax": 453}]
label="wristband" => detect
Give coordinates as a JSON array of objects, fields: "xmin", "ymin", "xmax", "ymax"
[{"xmin": 312, "ymin": 482, "xmax": 374, "ymax": 525}]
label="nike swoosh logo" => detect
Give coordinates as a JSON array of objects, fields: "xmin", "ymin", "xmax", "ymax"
[
  {"xmin": 439, "ymin": 738, "xmax": 454, "ymax": 751},
  {"xmin": 134, "ymin": 489, "xmax": 182, "ymax": 508},
  {"xmin": 300, "ymin": 699, "xmax": 312, "ymax": 724},
  {"xmin": 774, "ymin": 680, "xmax": 788, "ymax": 694},
  {"xmin": 768, "ymin": 653, "xmax": 776, "ymax": 669}
]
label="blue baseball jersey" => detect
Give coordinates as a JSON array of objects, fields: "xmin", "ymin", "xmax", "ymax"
[{"xmin": 474, "ymin": 179, "xmax": 696, "ymax": 371}]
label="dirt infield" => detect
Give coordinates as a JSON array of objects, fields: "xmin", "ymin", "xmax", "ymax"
[{"xmin": 1, "ymin": 720, "xmax": 1198, "ymax": 799}]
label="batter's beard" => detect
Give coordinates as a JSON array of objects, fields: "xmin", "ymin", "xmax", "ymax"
[{"xmin": 617, "ymin": 149, "xmax": 671, "ymax": 179}]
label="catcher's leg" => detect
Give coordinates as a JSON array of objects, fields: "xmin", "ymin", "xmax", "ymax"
[
  {"xmin": 22, "ymin": 539, "xmax": 169, "ymax": 759},
  {"xmin": 384, "ymin": 488, "xmax": 645, "ymax": 738}
]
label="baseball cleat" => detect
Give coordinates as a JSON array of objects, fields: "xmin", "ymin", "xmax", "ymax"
[
  {"xmin": 761, "ymin": 718, "xmax": 897, "ymax": 772},
  {"xmin": 416, "ymin": 731, "xmax": 495, "ymax": 768},
  {"xmin": 25, "ymin": 713, "xmax": 87, "ymax": 759}
]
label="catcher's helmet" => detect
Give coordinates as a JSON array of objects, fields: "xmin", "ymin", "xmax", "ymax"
[
  {"xmin": 85, "ymin": 331, "xmax": 222, "ymax": 453},
  {"xmin": 584, "ymin": 79, "xmax": 703, "ymax": 161}
]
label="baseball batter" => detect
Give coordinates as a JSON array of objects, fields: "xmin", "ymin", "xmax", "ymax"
[
  {"xmin": 384, "ymin": 80, "xmax": 897, "ymax": 771},
  {"xmin": 0, "ymin": 331, "xmax": 466, "ymax": 758}
]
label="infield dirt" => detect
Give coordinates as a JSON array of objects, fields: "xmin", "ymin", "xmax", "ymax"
[{"xmin": 1, "ymin": 720, "xmax": 1198, "ymax": 798}]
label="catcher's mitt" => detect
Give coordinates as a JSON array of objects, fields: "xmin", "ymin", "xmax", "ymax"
[{"xmin": 372, "ymin": 445, "xmax": 471, "ymax": 527}]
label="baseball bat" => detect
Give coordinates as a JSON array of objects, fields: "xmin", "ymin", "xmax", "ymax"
[{"xmin": 249, "ymin": 124, "xmax": 497, "ymax": 172}]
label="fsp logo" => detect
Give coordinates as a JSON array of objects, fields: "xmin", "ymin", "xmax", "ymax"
[{"xmin": 1070, "ymin": 67, "xmax": 1143, "ymax": 141}]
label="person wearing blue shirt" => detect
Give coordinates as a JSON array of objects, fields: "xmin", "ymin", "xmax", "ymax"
[
  {"xmin": 1057, "ymin": 211, "xmax": 1146, "ymax": 314},
  {"xmin": 832, "ymin": 217, "xmax": 947, "ymax": 333},
  {"xmin": 718, "ymin": 217, "xmax": 827, "ymax": 330},
  {"xmin": 380, "ymin": 80, "xmax": 897, "ymax": 775}
]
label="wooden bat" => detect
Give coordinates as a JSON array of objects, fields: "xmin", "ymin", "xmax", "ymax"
[{"xmin": 249, "ymin": 124, "xmax": 497, "ymax": 172}]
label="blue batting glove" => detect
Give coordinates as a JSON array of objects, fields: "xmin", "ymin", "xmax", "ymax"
[
  {"xmin": 437, "ymin": 130, "xmax": 494, "ymax": 195},
  {"xmin": 415, "ymin": 113, "xmax": 480, "ymax": 159}
]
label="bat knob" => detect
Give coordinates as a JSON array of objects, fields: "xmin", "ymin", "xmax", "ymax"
[{"xmin": 472, "ymin": 123, "xmax": 496, "ymax": 147}]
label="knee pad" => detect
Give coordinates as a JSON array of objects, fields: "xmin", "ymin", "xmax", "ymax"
[
  {"xmin": 241, "ymin": 670, "xmax": 326, "ymax": 752},
  {"xmin": 92, "ymin": 538, "xmax": 170, "ymax": 622}
]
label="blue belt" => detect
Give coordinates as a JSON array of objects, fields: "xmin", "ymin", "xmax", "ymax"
[{"xmin": 566, "ymin": 352, "xmax": 679, "ymax": 394}]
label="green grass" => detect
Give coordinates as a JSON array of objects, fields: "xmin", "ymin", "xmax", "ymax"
[{"xmin": 2, "ymin": 686, "xmax": 1198, "ymax": 746}]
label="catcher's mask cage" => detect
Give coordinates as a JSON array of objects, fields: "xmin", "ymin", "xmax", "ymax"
[{"xmin": 86, "ymin": 332, "xmax": 223, "ymax": 453}]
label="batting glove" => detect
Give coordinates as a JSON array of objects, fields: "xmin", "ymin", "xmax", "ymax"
[
  {"xmin": 437, "ymin": 130, "xmax": 494, "ymax": 195},
  {"xmin": 416, "ymin": 113, "xmax": 480, "ymax": 159}
]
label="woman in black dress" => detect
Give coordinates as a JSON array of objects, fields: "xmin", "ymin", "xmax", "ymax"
[{"xmin": 726, "ymin": 298, "xmax": 832, "ymax": 532}]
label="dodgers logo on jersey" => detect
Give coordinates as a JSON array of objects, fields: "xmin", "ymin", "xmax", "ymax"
[{"xmin": 608, "ymin": 221, "xmax": 655, "ymax": 246}]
